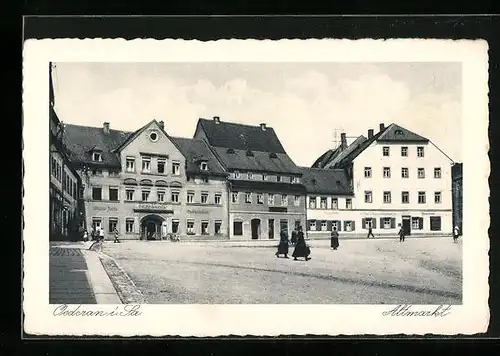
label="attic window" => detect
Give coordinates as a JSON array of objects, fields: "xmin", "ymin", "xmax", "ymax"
[
  {"xmin": 200, "ymin": 162, "xmax": 208, "ymax": 171},
  {"xmin": 395, "ymin": 129, "xmax": 404, "ymax": 136},
  {"xmin": 92, "ymin": 152, "xmax": 102, "ymax": 162},
  {"xmin": 227, "ymin": 148, "xmax": 235, "ymax": 154},
  {"xmin": 149, "ymin": 131, "xmax": 159, "ymax": 142},
  {"xmin": 269, "ymin": 152, "xmax": 278, "ymax": 158},
  {"xmin": 246, "ymin": 150, "xmax": 254, "ymax": 157}
]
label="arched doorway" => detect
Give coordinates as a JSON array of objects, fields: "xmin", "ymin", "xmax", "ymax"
[
  {"xmin": 251, "ymin": 218, "xmax": 261, "ymax": 240},
  {"xmin": 140, "ymin": 214, "xmax": 165, "ymax": 240}
]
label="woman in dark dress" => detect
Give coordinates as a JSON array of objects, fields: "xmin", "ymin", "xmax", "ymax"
[
  {"xmin": 330, "ymin": 227, "xmax": 339, "ymax": 250},
  {"xmin": 292, "ymin": 226, "xmax": 311, "ymax": 261},
  {"xmin": 275, "ymin": 228, "xmax": 290, "ymax": 258}
]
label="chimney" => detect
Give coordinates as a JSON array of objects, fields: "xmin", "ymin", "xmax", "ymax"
[
  {"xmin": 158, "ymin": 120, "xmax": 165, "ymax": 130},
  {"xmin": 379, "ymin": 123, "xmax": 385, "ymax": 132},
  {"xmin": 340, "ymin": 133, "xmax": 347, "ymax": 150},
  {"xmin": 260, "ymin": 123, "xmax": 267, "ymax": 131},
  {"xmin": 368, "ymin": 129, "xmax": 374, "ymax": 138},
  {"xmin": 103, "ymin": 122, "xmax": 110, "ymax": 134},
  {"xmin": 213, "ymin": 116, "xmax": 220, "ymax": 124}
]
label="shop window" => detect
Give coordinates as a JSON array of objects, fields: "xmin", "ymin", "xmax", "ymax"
[{"xmin": 233, "ymin": 221, "xmax": 243, "ymax": 236}]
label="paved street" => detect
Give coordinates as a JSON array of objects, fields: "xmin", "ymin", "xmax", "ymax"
[{"xmin": 102, "ymin": 237, "xmax": 462, "ymax": 304}]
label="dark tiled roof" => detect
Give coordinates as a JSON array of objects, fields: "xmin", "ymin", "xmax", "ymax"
[
  {"xmin": 333, "ymin": 129, "xmax": 389, "ymax": 168},
  {"xmin": 376, "ymin": 123, "xmax": 429, "ymax": 142},
  {"xmin": 311, "ymin": 146, "xmax": 343, "ymax": 169},
  {"xmin": 229, "ymin": 179, "xmax": 306, "ymax": 193},
  {"xmin": 324, "ymin": 136, "xmax": 367, "ymax": 169},
  {"xmin": 212, "ymin": 147, "xmax": 301, "ymax": 174},
  {"xmin": 197, "ymin": 118, "xmax": 286, "ymax": 153},
  {"xmin": 170, "ymin": 137, "xmax": 227, "ymax": 176},
  {"xmin": 299, "ymin": 167, "xmax": 353, "ymax": 195},
  {"xmin": 63, "ymin": 123, "xmax": 132, "ymax": 167}
]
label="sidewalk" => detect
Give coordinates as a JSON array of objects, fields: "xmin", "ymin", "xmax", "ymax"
[{"xmin": 49, "ymin": 242, "xmax": 121, "ymax": 304}]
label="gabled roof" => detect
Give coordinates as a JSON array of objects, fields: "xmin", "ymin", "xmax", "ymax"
[
  {"xmin": 323, "ymin": 135, "xmax": 367, "ymax": 169},
  {"xmin": 170, "ymin": 137, "xmax": 227, "ymax": 176},
  {"xmin": 311, "ymin": 146, "xmax": 343, "ymax": 169},
  {"xmin": 63, "ymin": 123, "xmax": 132, "ymax": 167},
  {"xmin": 112, "ymin": 119, "xmax": 159, "ymax": 153},
  {"xmin": 196, "ymin": 118, "xmax": 286, "ymax": 153},
  {"xmin": 299, "ymin": 167, "xmax": 353, "ymax": 195},
  {"xmin": 376, "ymin": 123, "xmax": 429, "ymax": 143},
  {"xmin": 211, "ymin": 147, "xmax": 301, "ymax": 175},
  {"xmin": 333, "ymin": 130, "xmax": 385, "ymax": 168}
]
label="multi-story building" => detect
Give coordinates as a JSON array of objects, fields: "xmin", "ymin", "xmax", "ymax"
[
  {"xmin": 49, "ymin": 64, "xmax": 82, "ymax": 241},
  {"xmin": 194, "ymin": 117, "xmax": 307, "ymax": 240},
  {"xmin": 311, "ymin": 123, "xmax": 455, "ymax": 237},
  {"xmin": 63, "ymin": 119, "xmax": 229, "ymax": 240},
  {"xmin": 452, "ymin": 163, "xmax": 463, "ymax": 233}
]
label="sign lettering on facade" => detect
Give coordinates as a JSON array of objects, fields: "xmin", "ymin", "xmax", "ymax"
[
  {"xmin": 187, "ymin": 209, "xmax": 209, "ymax": 214},
  {"xmin": 94, "ymin": 206, "xmax": 118, "ymax": 212},
  {"xmin": 134, "ymin": 203, "xmax": 173, "ymax": 213}
]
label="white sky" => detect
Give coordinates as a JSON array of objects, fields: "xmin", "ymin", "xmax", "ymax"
[{"xmin": 52, "ymin": 62, "xmax": 462, "ymax": 166}]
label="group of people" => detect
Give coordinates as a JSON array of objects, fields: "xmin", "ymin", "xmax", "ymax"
[
  {"xmin": 275, "ymin": 226, "xmax": 311, "ymax": 261},
  {"xmin": 83, "ymin": 226, "xmax": 121, "ymax": 245}
]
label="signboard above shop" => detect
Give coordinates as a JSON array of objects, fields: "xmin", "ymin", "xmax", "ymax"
[{"xmin": 133, "ymin": 203, "xmax": 174, "ymax": 214}]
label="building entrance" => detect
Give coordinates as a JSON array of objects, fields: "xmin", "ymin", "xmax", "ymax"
[
  {"xmin": 140, "ymin": 214, "xmax": 165, "ymax": 240},
  {"xmin": 251, "ymin": 218, "xmax": 261, "ymax": 240},
  {"xmin": 402, "ymin": 216, "xmax": 411, "ymax": 236}
]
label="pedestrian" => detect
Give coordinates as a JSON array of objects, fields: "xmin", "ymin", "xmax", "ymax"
[
  {"xmin": 291, "ymin": 228, "xmax": 298, "ymax": 246},
  {"xmin": 367, "ymin": 225, "xmax": 375, "ymax": 239},
  {"xmin": 398, "ymin": 224, "xmax": 405, "ymax": 242},
  {"xmin": 113, "ymin": 227, "xmax": 121, "ymax": 243},
  {"xmin": 292, "ymin": 226, "xmax": 311, "ymax": 261},
  {"xmin": 275, "ymin": 228, "xmax": 290, "ymax": 258},
  {"xmin": 98, "ymin": 227, "xmax": 105, "ymax": 242},
  {"xmin": 453, "ymin": 225, "xmax": 460, "ymax": 243},
  {"xmin": 90, "ymin": 227, "xmax": 96, "ymax": 241},
  {"xmin": 330, "ymin": 226, "xmax": 340, "ymax": 250},
  {"xmin": 83, "ymin": 230, "xmax": 88, "ymax": 242}
]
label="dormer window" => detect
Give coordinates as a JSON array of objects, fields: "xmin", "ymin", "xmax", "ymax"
[
  {"xmin": 227, "ymin": 148, "xmax": 235, "ymax": 154},
  {"xmin": 92, "ymin": 152, "xmax": 102, "ymax": 162},
  {"xmin": 246, "ymin": 150, "xmax": 254, "ymax": 157},
  {"xmin": 234, "ymin": 171, "xmax": 240, "ymax": 179},
  {"xmin": 395, "ymin": 129, "xmax": 404, "ymax": 136},
  {"xmin": 200, "ymin": 162, "xmax": 208, "ymax": 171},
  {"xmin": 269, "ymin": 152, "xmax": 278, "ymax": 158}
]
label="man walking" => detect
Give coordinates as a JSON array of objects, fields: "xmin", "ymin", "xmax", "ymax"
[
  {"xmin": 275, "ymin": 227, "xmax": 290, "ymax": 258},
  {"xmin": 113, "ymin": 227, "xmax": 121, "ymax": 243},
  {"xmin": 398, "ymin": 224, "xmax": 405, "ymax": 242},
  {"xmin": 367, "ymin": 225, "xmax": 375, "ymax": 239}
]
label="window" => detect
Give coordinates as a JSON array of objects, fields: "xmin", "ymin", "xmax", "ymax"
[
  {"xmin": 401, "ymin": 146, "xmax": 408, "ymax": 157},
  {"xmin": 92, "ymin": 187, "xmax": 102, "ymax": 201},
  {"xmin": 201, "ymin": 221, "xmax": 209, "ymax": 235},
  {"xmin": 384, "ymin": 218, "xmax": 392, "ymax": 229},
  {"xmin": 365, "ymin": 218, "xmax": 373, "ymax": 229},
  {"xmin": 126, "ymin": 189, "xmax": 134, "ymax": 201},
  {"xmin": 141, "ymin": 190, "xmax": 150, "ymax": 201},
  {"xmin": 430, "ymin": 216, "xmax": 442, "ymax": 231},
  {"xmin": 331, "ymin": 198, "xmax": 338, "ymax": 210},
  {"xmin": 364, "ymin": 167, "xmax": 372, "ymax": 178},
  {"xmin": 401, "ymin": 167, "xmax": 409, "ymax": 178},
  {"xmin": 157, "ymin": 158, "xmax": 166, "ymax": 174},
  {"xmin": 257, "ymin": 193, "xmax": 264, "ymax": 204},
  {"xmin": 157, "ymin": 190, "xmax": 165, "ymax": 202},
  {"xmin": 172, "ymin": 161, "xmax": 180, "ymax": 176},
  {"xmin": 434, "ymin": 167, "xmax": 442, "ymax": 178},
  {"xmin": 233, "ymin": 221, "xmax": 243, "ymax": 236},
  {"xmin": 202, "ymin": 176, "xmax": 209, "ymax": 183},
  {"xmin": 245, "ymin": 192, "xmax": 252, "ymax": 204},
  {"xmin": 309, "ymin": 196, "xmax": 316, "ymax": 209},
  {"xmin": 276, "ymin": 175, "xmax": 281, "ymax": 182},
  {"xmin": 294, "ymin": 195, "xmax": 300, "ymax": 207},
  {"xmin": 417, "ymin": 146, "xmax": 425, "ymax": 157},
  {"xmin": 92, "ymin": 218, "xmax": 102, "ymax": 232},
  {"xmin": 108, "ymin": 218, "xmax": 118, "ymax": 233},
  {"xmin": 171, "ymin": 191, "xmax": 179, "ymax": 203},
  {"xmin": 109, "ymin": 169, "xmax": 119, "ymax": 177},
  {"xmin": 418, "ymin": 191, "xmax": 426, "ymax": 204},
  {"xmin": 125, "ymin": 219, "xmax": 134, "ymax": 234},
  {"xmin": 309, "ymin": 220, "xmax": 316, "ymax": 231},
  {"xmin": 281, "ymin": 194, "xmax": 288, "ymax": 206},
  {"xmin": 187, "ymin": 191, "xmax": 194, "ymax": 203},
  {"xmin": 292, "ymin": 176, "xmax": 299, "ymax": 183},
  {"xmin": 383, "ymin": 146, "xmax": 390, "ymax": 156},
  {"xmin": 345, "ymin": 221, "xmax": 353, "ymax": 232},
  {"xmin": 262, "ymin": 173, "xmax": 267, "ymax": 181},
  {"xmin": 109, "ymin": 187, "xmax": 119, "ymax": 201},
  {"xmin": 92, "ymin": 168, "xmax": 103, "ymax": 176},
  {"xmin": 320, "ymin": 197, "xmax": 327, "ymax": 209},
  {"xmin": 383, "ymin": 191, "xmax": 391, "ymax": 204},
  {"xmin": 142, "ymin": 156, "xmax": 151, "ymax": 172},
  {"xmin": 434, "ymin": 192, "xmax": 442, "ymax": 204},
  {"xmin": 247, "ymin": 172, "xmax": 253, "ymax": 180},
  {"xmin": 268, "ymin": 194, "xmax": 275, "ymax": 205},
  {"xmin": 234, "ymin": 171, "xmax": 240, "ymax": 179},
  {"xmin": 412, "ymin": 217, "xmax": 423, "ymax": 230},
  {"xmin": 201, "ymin": 192, "xmax": 208, "ymax": 204},
  {"xmin": 418, "ymin": 168, "xmax": 425, "ymax": 179},
  {"xmin": 149, "ymin": 131, "xmax": 158, "ymax": 142},
  {"xmin": 364, "ymin": 191, "xmax": 372, "ymax": 203},
  {"xmin": 200, "ymin": 162, "xmax": 208, "ymax": 171},
  {"xmin": 346, "ymin": 198, "xmax": 352, "ymax": 209},
  {"xmin": 321, "ymin": 221, "xmax": 327, "ymax": 231},
  {"xmin": 383, "ymin": 167, "xmax": 391, "ymax": 178},
  {"xmin": 402, "ymin": 191, "xmax": 409, "ymax": 204},
  {"xmin": 231, "ymin": 192, "xmax": 239, "ymax": 203},
  {"xmin": 171, "ymin": 219, "xmax": 179, "ymax": 234},
  {"xmin": 215, "ymin": 193, "xmax": 222, "ymax": 205},
  {"xmin": 92, "ymin": 152, "xmax": 102, "ymax": 162},
  {"xmin": 187, "ymin": 220, "xmax": 195, "ymax": 234},
  {"xmin": 215, "ymin": 221, "xmax": 222, "ymax": 235},
  {"xmin": 126, "ymin": 157, "xmax": 135, "ymax": 172}
]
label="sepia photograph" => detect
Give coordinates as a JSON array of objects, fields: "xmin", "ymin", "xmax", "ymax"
[{"xmin": 23, "ymin": 39, "xmax": 489, "ymax": 336}]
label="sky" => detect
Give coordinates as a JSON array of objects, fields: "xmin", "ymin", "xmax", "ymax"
[{"xmin": 52, "ymin": 62, "xmax": 462, "ymax": 166}]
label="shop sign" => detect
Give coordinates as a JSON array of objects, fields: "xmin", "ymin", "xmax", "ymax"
[
  {"xmin": 93, "ymin": 206, "xmax": 118, "ymax": 212},
  {"xmin": 187, "ymin": 209, "xmax": 209, "ymax": 214},
  {"xmin": 134, "ymin": 203, "xmax": 173, "ymax": 213}
]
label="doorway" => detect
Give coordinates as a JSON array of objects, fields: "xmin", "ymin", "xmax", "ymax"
[
  {"xmin": 268, "ymin": 219, "xmax": 274, "ymax": 239},
  {"xmin": 402, "ymin": 216, "xmax": 411, "ymax": 236},
  {"xmin": 140, "ymin": 214, "xmax": 164, "ymax": 240},
  {"xmin": 251, "ymin": 218, "xmax": 261, "ymax": 240}
]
